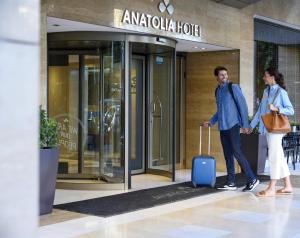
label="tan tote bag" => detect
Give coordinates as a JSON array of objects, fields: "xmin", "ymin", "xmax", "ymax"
[{"xmin": 261, "ymin": 88, "xmax": 291, "ymax": 133}]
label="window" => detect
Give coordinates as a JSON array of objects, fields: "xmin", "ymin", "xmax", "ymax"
[{"xmin": 255, "ymin": 19, "xmax": 300, "ymax": 123}]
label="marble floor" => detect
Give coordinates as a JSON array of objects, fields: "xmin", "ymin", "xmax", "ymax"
[{"xmin": 39, "ymin": 167, "xmax": 300, "ymax": 238}]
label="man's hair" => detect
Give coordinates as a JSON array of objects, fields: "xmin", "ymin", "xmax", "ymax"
[{"xmin": 214, "ymin": 66, "xmax": 228, "ymax": 76}]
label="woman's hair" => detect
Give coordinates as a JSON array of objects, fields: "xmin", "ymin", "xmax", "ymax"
[{"xmin": 265, "ymin": 67, "xmax": 286, "ymax": 90}]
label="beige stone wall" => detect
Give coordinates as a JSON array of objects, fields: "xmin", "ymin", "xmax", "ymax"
[
  {"xmin": 42, "ymin": 0, "xmax": 300, "ymax": 113},
  {"xmin": 45, "ymin": 0, "xmax": 241, "ymax": 48},
  {"xmin": 46, "ymin": 0, "xmax": 117, "ymax": 27}
]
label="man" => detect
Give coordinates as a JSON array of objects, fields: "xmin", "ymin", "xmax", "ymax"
[{"xmin": 204, "ymin": 66, "xmax": 259, "ymax": 192}]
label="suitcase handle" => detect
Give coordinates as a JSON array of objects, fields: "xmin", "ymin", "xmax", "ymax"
[{"xmin": 199, "ymin": 125, "xmax": 211, "ymax": 155}]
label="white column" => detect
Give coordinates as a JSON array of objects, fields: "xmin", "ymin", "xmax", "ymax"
[{"xmin": 0, "ymin": 0, "xmax": 40, "ymax": 237}]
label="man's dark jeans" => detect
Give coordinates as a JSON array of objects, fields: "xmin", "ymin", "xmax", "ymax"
[{"xmin": 220, "ymin": 124, "xmax": 256, "ymax": 184}]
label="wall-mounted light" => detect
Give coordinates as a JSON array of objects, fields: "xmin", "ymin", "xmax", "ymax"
[{"xmin": 156, "ymin": 37, "xmax": 167, "ymax": 43}]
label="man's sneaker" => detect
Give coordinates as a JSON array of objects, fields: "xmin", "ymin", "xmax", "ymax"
[
  {"xmin": 242, "ymin": 179, "xmax": 260, "ymax": 192},
  {"xmin": 217, "ymin": 183, "xmax": 237, "ymax": 191}
]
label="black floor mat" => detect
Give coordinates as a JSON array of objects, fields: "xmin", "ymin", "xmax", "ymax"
[{"xmin": 54, "ymin": 174, "xmax": 270, "ymax": 217}]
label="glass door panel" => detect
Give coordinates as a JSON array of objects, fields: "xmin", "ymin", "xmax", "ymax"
[
  {"xmin": 49, "ymin": 54, "xmax": 79, "ymax": 174},
  {"xmin": 100, "ymin": 42, "xmax": 125, "ymax": 183},
  {"xmin": 148, "ymin": 51, "xmax": 173, "ymax": 174},
  {"xmin": 131, "ymin": 56, "xmax": 145, "ymax": 174},
  {"xmin": 82, "ymin": 55, "xmax": 100, "ymax": 175},
  {"xmin": 48, "ymin": 40, "xmax": 125, "ymax": 184}
]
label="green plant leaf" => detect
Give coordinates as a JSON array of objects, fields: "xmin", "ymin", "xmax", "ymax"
[{"xmin": 39, "ymin": 106, "xmax": 59, "ymax": 148}]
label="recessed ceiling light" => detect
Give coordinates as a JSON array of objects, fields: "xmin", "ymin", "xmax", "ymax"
[
  {"xmin": 193, "ymin": 46, "xmax": 198, "ymax": 49},
  {"xmin": 201, "ymin": 47, "xmax": 206, "ymax": 50},
  {"xmin": 52, "ymin": 24, "xmax": 60, "ymax": 27}
]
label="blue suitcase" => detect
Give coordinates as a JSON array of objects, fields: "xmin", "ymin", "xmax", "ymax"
[{"xmin": 191, "ymin": 126, "xmax": 216, "ymax": 188}]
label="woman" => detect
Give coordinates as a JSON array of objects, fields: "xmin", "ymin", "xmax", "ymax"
[{"xmin": 250, "ymin": 67, "xmax": 294, "ymax": 197}]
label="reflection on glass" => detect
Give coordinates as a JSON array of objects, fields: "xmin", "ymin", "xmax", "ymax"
[
  {"xmin": 256, "ymin": 41, "xmax": 300, "ymax": 122},
  {"xmin": 49, "ymin": 55, "xmax": 79, "ymax": 174},
  {"xmin": 101, "ymin": 42, "xmax": 125, "ymax": 183},
  {"xmin": 48, "ymin": 41, "xmax": 125, "ymax": 183},
  {"xmin": 131, "ymin": 57, "xmax": 144, "ymax": 172}
]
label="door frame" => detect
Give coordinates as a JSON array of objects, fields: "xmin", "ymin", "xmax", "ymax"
[{"xmin": 176, "ymin": 55, "xmax": 186, "ymax": 170}]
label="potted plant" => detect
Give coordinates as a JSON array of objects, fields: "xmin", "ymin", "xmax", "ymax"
[
  {"xmin": 39, "ymin": 106, "xmax": 59, "ymax": 215},
  {"xmin": 240, "ymin": 116, "xmax": 268, "ymax": 175}
]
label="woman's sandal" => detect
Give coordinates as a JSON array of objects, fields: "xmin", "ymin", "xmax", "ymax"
[
  {"xmin": 256, "ymin": 190, "xmax": 276, "ymax": 197},
  {"xmin": 276, "ymin": 189, "xmax": 293, "ymax": 195}
]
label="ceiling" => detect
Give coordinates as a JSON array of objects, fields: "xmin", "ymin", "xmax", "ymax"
[
  {"xmin": 47, "ymin": 17, "xmax": 232, "ymax": 53},
  {"xmin": 210, "ymin": 0, "xmax": 261, "ymax": 9}
]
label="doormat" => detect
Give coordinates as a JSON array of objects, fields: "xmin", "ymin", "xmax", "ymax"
[{"xmin": 54, "ymin": 174, "xmax": 269, "ymax": 217}]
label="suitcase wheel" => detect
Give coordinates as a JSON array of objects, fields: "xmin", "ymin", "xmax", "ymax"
[
  {"xmin": 192, "ymin": 182, "xmax": 197, "ymax": 188},
  {"xmin": 210, "ymin": 183, "xmax": 216, "ymax": 188}
]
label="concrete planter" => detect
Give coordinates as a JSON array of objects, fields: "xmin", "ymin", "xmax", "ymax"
[
  {"xmin": 39, "ymin": 148, "xmax": 59, "ymax": 215},
  {"xmin": 241, "ymin": 134, "xmax": 268, "ymax": 175}
]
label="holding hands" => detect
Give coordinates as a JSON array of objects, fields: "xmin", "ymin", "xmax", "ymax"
[
  {"xmin": 241, "ymin": 128, "xmax": 253, "ymax": 134},
  {"xmin": 203, "ymin": 121, "xmax": 253, "ymax": 134}
]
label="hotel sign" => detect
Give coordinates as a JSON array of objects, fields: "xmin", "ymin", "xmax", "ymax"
[
  {"xmin": 122, "ymin": 10, "xmax": 201, "ymax": 38},
  {"xmin": 119, "ymin": 0, "xmax": 202, "ymax": 39}
]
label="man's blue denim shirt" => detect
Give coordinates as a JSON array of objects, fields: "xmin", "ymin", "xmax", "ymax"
[{"xmin": 209, "ymin": 81, "xmax": 250, "ymax": 131}]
